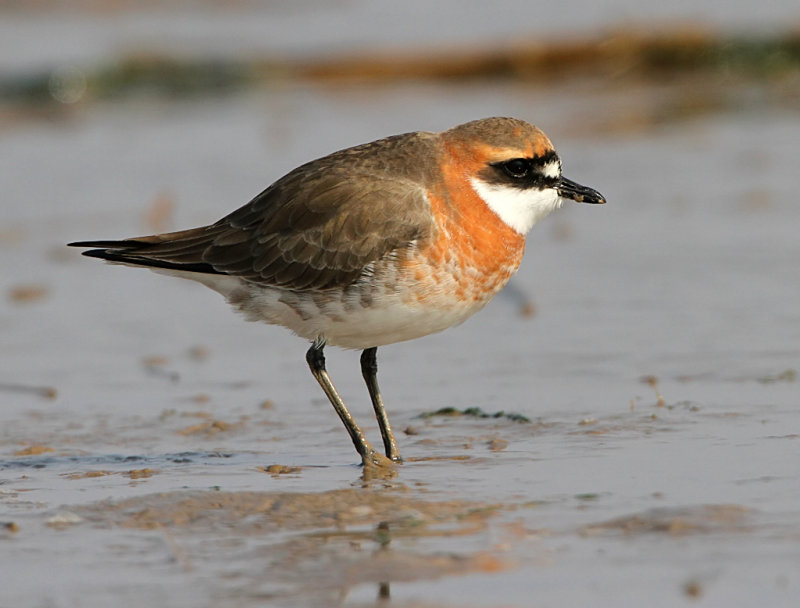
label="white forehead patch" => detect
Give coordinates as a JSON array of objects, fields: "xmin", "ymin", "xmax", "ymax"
[
  {"xmin": 541, "ymin": 160, "xmax": 561, "ymax": 179},
  {"xmin": 470, "ymin": 178, "xmax": 562, "ymax": 235}
]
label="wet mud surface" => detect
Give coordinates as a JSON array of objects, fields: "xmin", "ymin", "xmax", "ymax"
[{"xmin": 3, "ymin": 387, "xmax": 798, "ymax": 606}]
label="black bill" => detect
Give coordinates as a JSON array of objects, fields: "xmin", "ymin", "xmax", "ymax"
[{"xmin": 557, "ymin": 176, "xmax": 606, "ymax": 204}]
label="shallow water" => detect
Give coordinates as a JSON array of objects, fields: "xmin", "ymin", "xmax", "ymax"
[
  {"xmin": 3, "ymin": 0, "xmax": 799, "ymax": 74},
  {"xmin": 2, "ymin": 5, "xmax": 800, "ymax": 608}
]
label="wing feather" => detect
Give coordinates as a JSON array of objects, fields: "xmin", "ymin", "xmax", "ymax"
[{"xmin": 70, "ymin": 132, "xmax": 438, "ymax": 290}]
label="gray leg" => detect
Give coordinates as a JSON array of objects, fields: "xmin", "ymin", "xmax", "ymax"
[
  {"xmin": 306, "ymin": 340, "xmax": 385, "ymax": 466},
  {"xmin": 360, "ymin": 347, "xmax": 401, "ymax": 461}
]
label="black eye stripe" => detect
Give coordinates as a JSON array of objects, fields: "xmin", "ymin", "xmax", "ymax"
[
  {"xmin": 484, "ymin": 150, "xmax": 561, "ymax": 190},
  {"xmin": 501, "ymin": 159, "xmax": 530, "ymax": 178}
]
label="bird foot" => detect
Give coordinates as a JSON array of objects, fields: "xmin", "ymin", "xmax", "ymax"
[{"xmin": 360, "ymin": 446, "xmax": 398, "ymax": 479}]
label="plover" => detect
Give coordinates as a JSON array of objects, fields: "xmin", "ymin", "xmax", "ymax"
[{"xmin": 70, "ymin": 117, "xmax": 605, "ymax": 467}]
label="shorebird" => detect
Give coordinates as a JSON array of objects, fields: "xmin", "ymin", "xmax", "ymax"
[{"xmin": 70, "ymin": 117, "xmax": 605, "ymax": 467}]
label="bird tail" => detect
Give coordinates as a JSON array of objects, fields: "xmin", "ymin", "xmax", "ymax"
[{"xmin": 68, "ymin": 227, "xmax": 224, "ymax": 275}]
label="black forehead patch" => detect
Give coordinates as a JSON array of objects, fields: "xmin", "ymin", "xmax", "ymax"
[{"xmin": 531, "ymin": 149, "xmax": 560, "ymax": 170}]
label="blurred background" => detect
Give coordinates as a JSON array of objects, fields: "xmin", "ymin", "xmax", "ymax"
[
  {"xmin": 3, "ymin": 0, "xmax": 799, "ymax": 356},
  {"xmin": 2, "ymin": 0, "xmax": 798, "ymax": 403},
  {"xmin": 2, "ymin": 2, "xmax": 800, "ymax": 607}
]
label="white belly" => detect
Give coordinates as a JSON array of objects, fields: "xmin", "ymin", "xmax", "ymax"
[
  {"xmin": 230, "ymin": 276, "xmax": 490, "ymax": 349},
  {"xmin": 163, "ymin": 269, "xmax": 497, "ymax": 349}
]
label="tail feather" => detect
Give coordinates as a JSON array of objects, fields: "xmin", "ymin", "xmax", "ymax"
[
  {"xmin": 68, "ymin": 239, "xmax": 142, "ymax": 249},
  {"xmin": 68, "ymin": 238, "xmax": 222, "ymax": 275}
]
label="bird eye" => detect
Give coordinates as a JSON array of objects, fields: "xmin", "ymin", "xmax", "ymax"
[{"xmin": 501, "ymin": 159, "xmax": 530, "ymax": 179}]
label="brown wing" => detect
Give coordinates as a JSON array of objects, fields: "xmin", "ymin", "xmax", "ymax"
[{"xmin": 70, "ymin": 136, "xmax": 437, "ymax": 291}]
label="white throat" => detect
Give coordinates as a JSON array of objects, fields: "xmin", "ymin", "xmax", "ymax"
[{"xmin": 470, "ymin": 177, "xmax": 562, "ymax": 235}]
